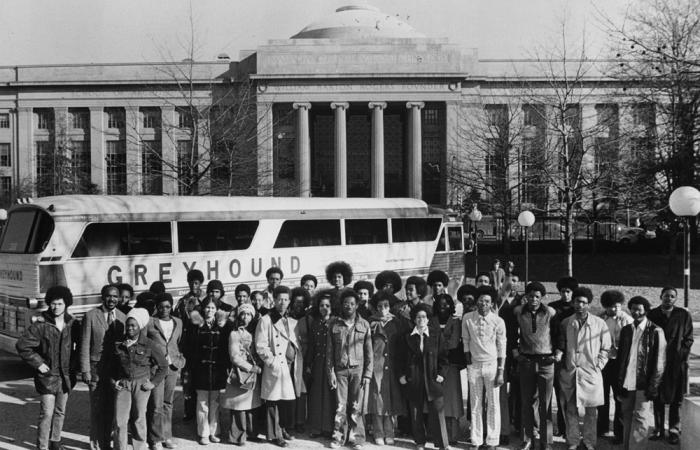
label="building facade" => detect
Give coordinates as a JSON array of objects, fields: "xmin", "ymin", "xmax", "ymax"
[{"xmin": 0, "ymin": 4, "xmax": 654, "ymax": 216}]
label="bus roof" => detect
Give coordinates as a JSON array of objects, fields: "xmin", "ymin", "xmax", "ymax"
[{"xmin": 20, "ymin": 195, "xmax": 433, "ymax": 222}]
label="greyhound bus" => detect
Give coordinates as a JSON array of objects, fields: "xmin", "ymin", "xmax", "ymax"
[{"xmin": 0, "ymin": 195, "xmax": 464, "ymax": 339}]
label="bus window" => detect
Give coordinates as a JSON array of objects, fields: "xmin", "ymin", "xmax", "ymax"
[
  {"xmin": 447, "ymin": 226, "xmax": 463, "ymax": 252},
  {"xmin": 436, "ymin": 228, "xmax": 446, "ymax": 252},
  {"xmin": 391, "ymin": 218, "xmax": 442, "ymax": 243},
  {"xmin": 0, "ymin": 209, "xmax": 54, "ymax": 254},
  {"xmin": 178, "ymin": 221, "xmax": 258, "ymax": 252},
  {"xmin": 72, "ymin": 222, "xmax": 172, "ymax": 257},
  {"xmin": 345, "ymin": 219, "xmax": 388, "ymax": 245},
  {"xmin": 274, "ymin": 220, "xmax": 341, "ymax": 248}
]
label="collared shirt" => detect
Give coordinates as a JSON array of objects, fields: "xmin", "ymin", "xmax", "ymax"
[
  {"xmin": 158, "ymin": 318, "xmax": 174, "ymax": 342},
  {"xmin": 600, "ymin": 311, "xmax": 633, "ymax": 359},
  {"xmin": 462, "ymin": 310, "xmax": 506, "ymax": 363},
  {"xmin": 623, "ymin": 318, "xmax": 647, "ymax": 390},
  {"xmin": 102, "ymin": 305, "xmax": 115, "ymax": 325},
  {"xmin": 411, "ymin": 326, "xmax": 429, "ymax": 351},
  {"xmin": 515, "ymin": 303, "xmax": 560, "ymax": 355}
]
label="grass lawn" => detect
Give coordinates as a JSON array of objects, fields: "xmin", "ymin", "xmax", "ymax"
[{"xmin": 466, "ymin": 252, "xmax": 700, "ymax": 320}]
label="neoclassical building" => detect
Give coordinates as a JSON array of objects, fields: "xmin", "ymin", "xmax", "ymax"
[{"xmin": 0, "ymin": 4, "xmax": 650, "ymax": 212}]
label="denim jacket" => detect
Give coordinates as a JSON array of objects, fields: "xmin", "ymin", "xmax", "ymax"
[
  {"xmin": 326, "ymin": 315, "xmax": 373, "ymax": 380},
  {"xmin": 109, "ymin": 334, "xmax": 167, "ymax": 386}
]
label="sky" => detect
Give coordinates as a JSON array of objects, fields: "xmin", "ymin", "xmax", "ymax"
[{"xmin": 0, "ymin": 0, "xmax": 632, "ymax": 66}]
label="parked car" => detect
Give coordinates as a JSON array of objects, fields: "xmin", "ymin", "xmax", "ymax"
[{"xmin": 617, "ymin": 227, "xmax": 656, "ymax": 244}]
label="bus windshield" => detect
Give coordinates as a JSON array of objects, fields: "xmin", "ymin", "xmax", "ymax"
[{"xmin": 0, "ymin": 208, "xmax": 54, "ymax": 254}]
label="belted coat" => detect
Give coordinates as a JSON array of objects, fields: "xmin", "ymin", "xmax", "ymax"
[
  {"xmin": 255, "ymin": 310, "xmax": 305, "ymax": 401},
  {"xmin": 558, "ymin": 314, "xmax": 611, "ymax": 408}
]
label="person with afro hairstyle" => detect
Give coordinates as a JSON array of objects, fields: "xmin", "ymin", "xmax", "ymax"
[
  {"xmin": 17, "ymin": 286, "xmax": 80, "ymax": 450},
  {"xmin": 597, "ymin": 290, "xmax": 633, "ymax": 443},
  {"xmin": 617, "ymin": 296, "xmax": 666, "ymax": 450},
  {"xmin": 558, "ymin": 286, "xmax": 611, "ymax": 450},
  {"xmin": 513, "ymin": 281, "xmax": 562, "ymax": 450},
  {"xmin": 391, "ymin": 275, "xmax": 426, "ymax": 321},
  {"xmin": 149, "ymin": 281, "xmax": 166, "ymax": 295},
  {"xmin": 263, "ymin": 267, "xmax": 284, "ymax": 306},
  {"xmin": 374, "ymin": 270, "xmax": 402, "ymax": 295},
  {"xmin": 300, "ymin": 274, "xmax": 318, "ymax": 297},
  {"xmin": 366, "ymin": 290, "xmax": 408, "ymax": 445},
  {"xmin": 548, "ymin": 276, "xmax": 578, "ymax": 437},
  {"xmin": 456, "ymin": 284, "xmax": 478, "ymax": 315},
  {"xmin": 326, "ymin": 261, "xmax": 353, "ymax": 315},
  {"xmin": 431, "ymin": 293, "xmax": 465, "ymax": 444},
  {"xmin": 398, "ymin": 303, "xmax": 450, "ymax": 450},
  {"xmin": 353, "ymin": 280, "xmax": 375, "ymax": 321},
  {"xmin": 174, "ymin": 269, "xmax": 205, "ymax": 322},
  {"xmin": 426, "ymin": 270, "xmax": 450, "ymax": 309}
]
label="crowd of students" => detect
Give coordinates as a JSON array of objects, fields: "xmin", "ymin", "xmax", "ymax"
[{"xmin": 15, "ymin": 258, "xmax": 695, "ymax": 450}]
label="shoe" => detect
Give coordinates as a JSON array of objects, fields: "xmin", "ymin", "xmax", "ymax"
[
  {"xmin": 272, "ymin": 439, "xmax": 288, "ymax": 448},
  {"xmin": 416, "ymin": 446, "xmax": 425, "ymax": 450},
  {"xmin": 281, "ymin": 429, "xmax": 294, "ymax": 440},
  {"xmin": 650, "ymin": 430, "xmax": 664, "ymax": 441},
  {"xmin": 519, "ymin": 441, "xmax": 533, "ymax": 450},
  {"xmin": 500, "ymin": 435, "xmax": 510, "ymax": 445},
  {"xmin": 668, "ymin": 432, "xmax": 680, "ymax": 445},
  {"xmin": 198, "ymin": 437, "xmax": 209, "ymax": 446},
  {"xmin": 163, "ymin": 440, "xmax": 177, "ymax": 449},
  {"xmin": 209, "ymin": 436, "xmax": 220, "ymax": 443},
  {"xmin": 329, "ymin": 440, "xmax": 342, "ymax": 449},
  {"xmin": 149, "ymin": 444, "xmax": 163, "ymax": 450},
  {"xmin": 385, "ymin": 438, "xmax": 395, "ymax": 445},
  {"xmin": 567, "ymin": 446, "xmax": 578, "ymax": 450},
  {"xmin": 49, "ymin": 442, "xmax": 66, "ymax": 450},
  {"xmin": 352, "ymin": 444, "xmax": 363, "ymax": 450},
  {"xmin": 374, "ymin": 438, "xmax": 385, "ymax": 445}
]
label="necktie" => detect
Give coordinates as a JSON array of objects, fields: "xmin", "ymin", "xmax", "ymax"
[{"xmin": 108, "ymin": 311, "xmax": 114, "ymax": 326}]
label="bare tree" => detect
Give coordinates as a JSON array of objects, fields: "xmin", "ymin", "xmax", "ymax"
[{"xmin": 601, "ymin": 0, "xmax": 700, "ymax": 231}]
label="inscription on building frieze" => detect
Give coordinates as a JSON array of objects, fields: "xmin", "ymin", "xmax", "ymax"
[{"xmin": 265, "ymin": 82, "xmax": 452, "ymax": 94}]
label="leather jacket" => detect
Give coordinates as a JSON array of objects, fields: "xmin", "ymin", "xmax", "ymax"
[{"xmin": 616, "ymin": 320, "xmax": 666, "ymax": 398}]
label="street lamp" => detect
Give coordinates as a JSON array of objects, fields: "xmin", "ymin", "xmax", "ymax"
[
  {"xmin": 468, "ymin": 206, "xmax": 483, "ymax": 280},
  {"xmin": 518, "ymin": 210, "xmax": 536, "ymax": 285},
  {"xmin": 669, "ymin": 186, "xmax": 700, "ymax": 308}
]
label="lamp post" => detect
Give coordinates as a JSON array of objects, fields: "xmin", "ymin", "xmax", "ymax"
[
  {"xmin": 669, "ymin": 186, "xmax": 700, "ymax": 308},
  {"xmin": 518, "ymin": 210, "xmax": 536, "ymax": 285},
  {"xmin": 468, "ymin": 206, "xmax": 483, "ymax": 280}
]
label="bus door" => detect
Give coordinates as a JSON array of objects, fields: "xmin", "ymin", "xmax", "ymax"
[{"xmin": 429, "ymin": 222, "xmax": 465, "ymax": 294}]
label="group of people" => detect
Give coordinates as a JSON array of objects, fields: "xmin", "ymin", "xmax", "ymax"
[{"xmin": 15, "ymin": 258, "xmax": 695, "ymax": 450}]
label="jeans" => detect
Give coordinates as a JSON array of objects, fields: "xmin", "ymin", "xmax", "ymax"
[
  {"xmin": 196, "ymin": 389, "xmax": 222, "ymax": 438},
  {"xmin": 114, "ymin": 379, "xmax": 151, "ymax": 450},
  {"xmin": 519, "ymin": 357, "xmax": 554, "ymax": 446},
  {"xmin": 467, "ymin": 361, "xmax": 501, "ymax": 446},
  {"xmin": 148, "ymin": 368, "xmax": 178, "ymax": 444},
  {"xmin": 621, "ymin": 390, "xmax": 654, "ymax": 450},
  {"xmin": 37, "ymin": 392, "xmax": 69, "ymax": 450},
  {"xmin": 332, "ymin": 367, "xmax": 366, "ymax": 445},
  {"xmin": 229, "ymin": 409, "xmax": 256, "ymax": 444},
  {"xmin": 563, "ymin": 390, "xmax": 597, "ymax": 448}
]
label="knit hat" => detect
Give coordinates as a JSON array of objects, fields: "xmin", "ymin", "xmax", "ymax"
[
  {"xmin": 238, "ymin": 303, "xmax": 255, "ymax": 317},
  {"xmin": 126, "ymin": 307, "xmax": 150, "ymax": 330}
]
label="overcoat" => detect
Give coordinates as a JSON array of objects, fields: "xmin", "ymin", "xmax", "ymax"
[
  {"xmin": 558, "ymin": 314, "xmax": 611, "ymax": 408},
  {"xmin": 255, "ymin": 310, "xmax": 305, "ymax": 401},
  {"xmin": 368, "ymin": 314, "xmax": 408, "ymax": 416},
  {"xmin": 648, "ymin": 306, "xmax": 694, "ymax": 402},
  {"xmin": 305, "ymin": 315, "xmax": 335, "ymax": 433},
  {"xmin": 184, "ymin": 320, "xmax": 230, "ymax": 391},
  {"xmin": 16, "ymin": 311, "xmax": 79, "ymax": 395},
  {"xmin": 221, "ymin": 325, "xmax": 262, "ymax": 411},
  {"xmin": 398, "ymin": 329, "xmax": 448, "ymax": 402}
]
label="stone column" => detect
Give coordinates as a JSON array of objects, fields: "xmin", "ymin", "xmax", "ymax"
[
  {"xmin": 368, "ymin": 102, "xmax": 386, "ymax": 198},
  {"xmin": 125, "ymin": 106, "xmax": 141, "ymax": 195},
  {"xmin": 331, "ymin": 102, "xmax": 349, "ymax": 198},
  {"xmin": 160, "ymin": 106, "xmax": 177, "ymax": 195},
  {"xmin": 293, "ymin": 102, "xmax": 312, "ymax": 197},
  {"xmin": 406, "ymin": 101, "xmax": 424, "ymax": 199},
  {"xmin": 17, "ymin": 107, "xmax": 34, "ymax": 194},
  {"xmin": 89, "ymin": 107, "xmax": 105, "ymax": 192},
  {"xmin": 256, "ymin": 102, "xmax": 273, "ymax": 196}
]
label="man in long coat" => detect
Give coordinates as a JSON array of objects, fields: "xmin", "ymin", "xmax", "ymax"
[
  {"xmin": 558, "ymin": 287, "xmax": 611, "ymax": 450},
  {"xmin": 647, "ymin": 286, "xmax": 694, "ymax": 445},
  {"xmin": 255, "ymin": 285, "xmax": 305, "ymax": 447}
]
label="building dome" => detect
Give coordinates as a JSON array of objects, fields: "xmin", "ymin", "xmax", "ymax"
[{"xmin": 291, "ymin": 4, "xmax": 425, "ymax": 39}]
